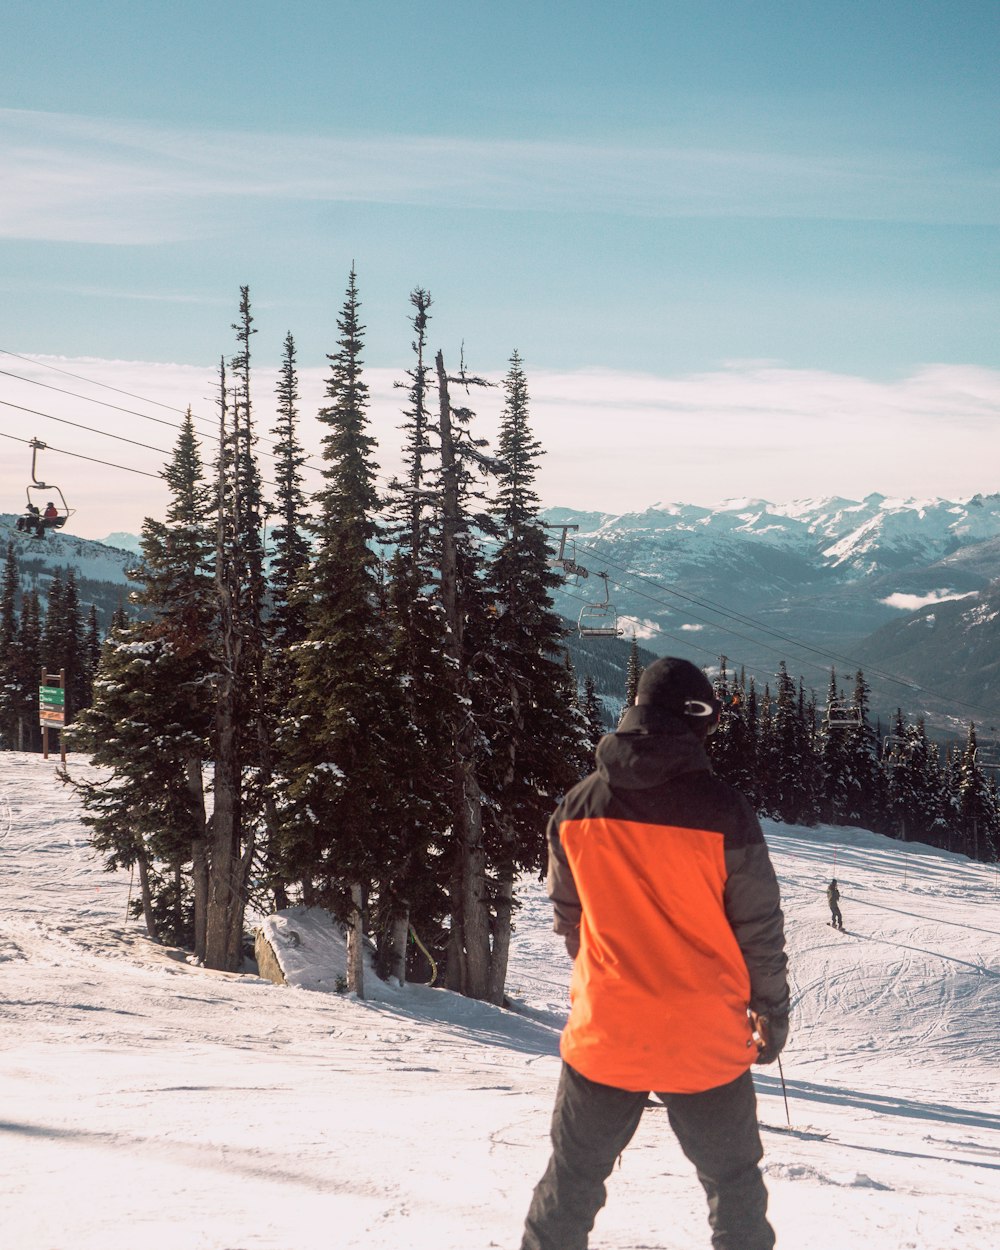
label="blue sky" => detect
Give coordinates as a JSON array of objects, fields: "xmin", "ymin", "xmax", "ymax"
[{"xmin": 2, "ymin": 1, "xmax": 999, "ymax": 535}]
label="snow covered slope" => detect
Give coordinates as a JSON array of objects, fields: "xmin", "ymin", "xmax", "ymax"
[{"xmin": 1, "ymin": 751, "xmax": 999, "ymax": 1250}]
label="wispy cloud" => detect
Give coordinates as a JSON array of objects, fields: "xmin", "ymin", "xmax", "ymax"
[
  {"xmin": 3, "ymin": 353, "xmax": 999, "ymax": 537},
  {"xmin": 2, "ymin": 108, "xmax": 997, "ymax": 245}
]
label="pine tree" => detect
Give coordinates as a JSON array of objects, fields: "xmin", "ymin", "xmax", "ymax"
[
  {"xmin": 431, "ymin": 344, "xmax": 499, "ymax": 999},
  {"xmin": 839, "ymin": 671, "xmax": 881, "ymax": 828},
  {"xmin": 756, "ymin": 682, "xmax": 777, "ymax": 817},
  {"xmin": 12, "ymin": 590, "xmax": 41, "ymax": 752},
  {"xmin": 269, "ymin": 332, "xmax": 310, "ymax": 651},
  {"xmin": 262, "ymin": 332, "xmax": 310, "ymax": 910},
  {"xmin": 0, "ymin": 544, "xmax": 21, "ymax": 748},
  {"xmin": 580, "ymin": 672, "xmax": 606, "ymax": 758},
  {"xmin": 66, "ymin": 623, "xmax": 203, "ymax": 943},
  {"xmin": 623, "ymin": 635, "xmax": 642, "ymax": 713},
  {"xmin": 61, "ymin": 572, "xmax": 87, "ymax": 720},
  {"xmin": 40, "ymin": 570, "xmax": 66, "ymax": 682},
  {"xmin": 376, "ymin": 288, "xmax": 454, "ymax": 982},
  {"xmin": 817, "ymin": 670, "xmax": 851, "ymax": 823},
  {"xmin": 709, "ymin": 662, "xmax": 760, "ymax": 803},
  {"xmin": 280, "ymin": 268, "xmax": 394, "ymax": 996},
  {"xmin": 65, "ymin": 411, "xmax": 216, "ymax": 951},
  {"xmin": 480, "ymin": 350, "xmax": 584, "ymax": 1003},
  {"xmin": 81, "ymin": 605, "xmax": 102, "ymax": 709},
  {"xmin": 956, "ymin": 723, "xmax": 992, "ymax": 860}
]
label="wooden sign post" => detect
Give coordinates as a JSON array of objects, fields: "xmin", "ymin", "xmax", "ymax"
[{"xmin": 39, "ymin": 668, "xmax": 66, "ymax": 764}]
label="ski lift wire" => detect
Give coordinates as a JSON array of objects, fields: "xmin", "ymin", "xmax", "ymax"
[
  {"xmin": 0, "ymin": 399, "xmax": 172, "ymax": 456},
  {"xmin": 0, "ymin": 429, "xmax": 162, "ymax": 479},
  {"xmin": 0, "ymin": 356, "xmax": 329, "ymax": 478}
]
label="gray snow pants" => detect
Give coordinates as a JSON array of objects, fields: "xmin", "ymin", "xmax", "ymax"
[{"xmin": 521, "ymin": 1062, "xmax": 775, "ymax": 1250}]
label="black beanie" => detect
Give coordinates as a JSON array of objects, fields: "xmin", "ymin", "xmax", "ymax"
[{"xmin": 636, "ymin": 657, "xmax": 718, "ymax": 723}]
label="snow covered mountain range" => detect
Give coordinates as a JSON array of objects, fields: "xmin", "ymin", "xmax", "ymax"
[
  {"xmin": 6, "ymin": 492, "xmax": 1000, "ymax": 729},
  {"xmin": 544, "ymin": 493, "xmax": 1000, "ymax": 729}
]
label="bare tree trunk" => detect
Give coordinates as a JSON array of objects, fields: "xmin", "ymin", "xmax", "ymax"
[
  {"xmin": 205, "ymin": 359, "xmax": 248, "ymax": 973},
  {"xmin": 346, "ymin": 881, "xmax": 365, "ymax": 998},
  {"xmin": 487, "ymin": 863, "xmax": 515, "ymax": 1007},
  {"xmin": 437, "ymin": 352, "xmax": 492, "ymax": 999},
  {"xmin": 136, "ymin": 847, "xmax": 160, "ymax": 944},
  {"xmin": 187, "ymin": 756, "xmax": 209, "ymax": 962},
  {"xmin": 379, "ymin": 899, "xmax": 410, "ymax": 985},
  {"xmin": 460, "ymin": 771, "xmax": 491, "ymax": 1000},
  {"xmin": 206, "ymin": 677, "xmax": 242, "ymax": 970}
]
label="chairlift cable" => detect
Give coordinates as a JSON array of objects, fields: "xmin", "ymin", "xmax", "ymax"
[
  {"xmin": 0, "ymin": 430, "xmax": 162, "ymax": 479},
  {"xmin": 0, "ymin": 355, "xmax": 328, "ymax": 478},
  {"xmin": 0, "ymin": 399, "xmax": 172, "ymax": 456}
]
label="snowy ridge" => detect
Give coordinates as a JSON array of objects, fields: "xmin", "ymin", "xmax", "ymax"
[
  {"xmin": 552, "ymin": 491, "xmax": 1000, "ymax": 576},
  {"xmin": 1, "ymin": 751, "xmax": 999, "ymax": 1249}
]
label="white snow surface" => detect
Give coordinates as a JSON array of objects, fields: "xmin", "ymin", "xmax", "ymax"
[{"xmin": 2, "ymin": 752, "xmax": 999, "ymax": 1250}]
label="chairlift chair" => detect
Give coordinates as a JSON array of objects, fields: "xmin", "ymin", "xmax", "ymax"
[
  {"xmin": 578, "ymin": 572, "xmax": 623, "ymax": 638},
  {"xmin": 545, "ymin": 522, "xmax": 589, "ymax": 584},
  {"xmin": 975, "ymin": 741, "xmax": 1000, "ymax": 771},
  {"xmin": 825, "ymin": 701, "xmax": 862, "ymax": 728},
  {"xmin": 19, "ymin": 439, "xmax": 74, "ymax": 537},
  {"xmin": 881, "ymin": 734, "xmax": 908, "ymax": 769}
]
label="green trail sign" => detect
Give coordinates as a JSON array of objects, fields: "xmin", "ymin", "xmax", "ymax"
[{"xmin": 39, "ymin": 684, "xmax": 65, "ymax": 727}]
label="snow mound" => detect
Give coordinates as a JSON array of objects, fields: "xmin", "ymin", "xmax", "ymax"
[{"xmin": 257, "ymin": 906, "xmax": 384, "ymax": 994}]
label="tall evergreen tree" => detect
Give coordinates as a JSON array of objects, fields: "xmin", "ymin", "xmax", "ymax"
[
  {"xmin": 580, "ymin": 672, "xmax": 606, "ymax": 758},
  {"xmin": 269, "ymin": 332, "xmax": 310, "ymax": 651},
  {"xmin": 623, "ymin": 635, "xmax": 642, "ymax": 713},
  {"xmin": 0, "ymin": 544, "xmax": 21, "ymax": 749},
  {"xmin": 766, "ymin": 662, "xmax": 811, "ymax": 824},
  {"xmin": 280, "ymin": 268, "xmax": 394, "ymax": 996},
  {"xmin": 817, "ymin": 670, "xmax": 851, "ymax": 823},
  {"xmin": 377, "ymin": 288, "xmax": 454, "ymax": 981},
  {"xmin": 12, "ymin": 590, "xmax": 41, "ymax": 752},
  {"xmin": 430, "ymin": 344, "xmax": 499, "ymax": 999},
  {"xmin": 956, "ymin": 723, "xmax": 993, "ymax": 860},
  {"xmin": 481, "ymin": 350, "xmax": 585, "ymax": 1002},
  {"xmin": 839, "ymin": 671, "xmax": 881, "ymax": 828},
  {"xmin": 66, "ymin": 412, "xmax": 216, "ymax": 949},
  {"xmin": 81, "ymin": 604, "xmax": 102, "ymax": 709}
]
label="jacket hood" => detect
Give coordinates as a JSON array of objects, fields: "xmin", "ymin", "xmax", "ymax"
[{"xmin": 595, "ymin": 704, "xmax": 713, "ymax": 791}]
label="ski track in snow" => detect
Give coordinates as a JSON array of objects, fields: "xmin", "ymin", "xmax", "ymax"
[{"xmin": 2, "ymin": 752, "xmax": 999, "ymax": 1249}]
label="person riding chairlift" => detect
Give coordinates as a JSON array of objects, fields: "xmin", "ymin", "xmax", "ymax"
[
  {"xmin": 16, "ymin": 504, "xmax": 45, "ymax": 537},
  {"xmin": 43, "ymin": 501, "xmax": 59, "ymax": 525}
]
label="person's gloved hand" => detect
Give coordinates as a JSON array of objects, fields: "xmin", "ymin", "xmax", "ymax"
[{"xmin": 749, "ymin": 1009, "xmax": 789, "ymax": 1064}]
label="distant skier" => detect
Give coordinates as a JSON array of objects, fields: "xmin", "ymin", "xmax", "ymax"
[
  {"xmin": 520, "ymin": 657, "xmax": 789, "ymax": 1250},
  {"xmin": 827, "ymin": 879, "xmax": 844, "ymax": 930}
]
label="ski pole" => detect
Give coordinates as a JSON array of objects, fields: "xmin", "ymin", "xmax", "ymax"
[{"xmin": 777, "ymin": 1053, "xmax": 792, "ymax": 1129}]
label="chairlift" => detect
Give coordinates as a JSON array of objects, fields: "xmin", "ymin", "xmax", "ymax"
[
  {"xmin": 15, "ymin": 439, "xmax": 74, "ymax": 538},
  {"xmin": 881, "ymin": 734, "xmax": 909, "ymax": 769},
  {"xmin": 974, "ymin": 740, "xmax": 1000, "ymax": 771},
  {"xmin": 578, "ymin": 571, "xmax": 623, "ymax": 638},
  {"xmin": 825, "ymin": 701, "xmax": 862, "ymax": 728},
  {"xmin": 545, "ymin": 523, "xmax": 589, "ymax": 583}
]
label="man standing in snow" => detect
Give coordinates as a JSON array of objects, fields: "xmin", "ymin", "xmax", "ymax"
[
  {"xmin": 827, "ymin": 878, "xmax": 844, "ymax": 930},
  {"xmin": 520, "ymin": 657, "xmax": 789, "ymax": 1250}
]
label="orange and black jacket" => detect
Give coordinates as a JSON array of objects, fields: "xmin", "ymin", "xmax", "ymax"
[{"xmin": 548, "ymin": 705, "xmax": 788, "ymax": 1094}]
